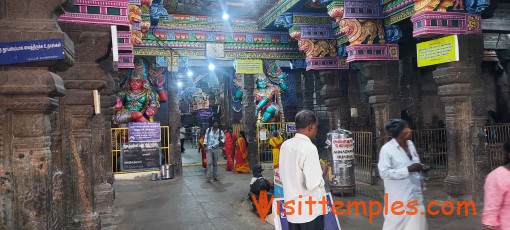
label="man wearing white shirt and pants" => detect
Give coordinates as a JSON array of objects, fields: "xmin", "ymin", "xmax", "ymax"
[{"xmin": 279, "ymin": 110, "xmax": 328, "ymax": 230}]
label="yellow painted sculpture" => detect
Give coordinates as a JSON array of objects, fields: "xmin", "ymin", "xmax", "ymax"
[
  {"xmin": 414, "ymin": 0, "xmax": 458, "ymax": 13},
  {"xmin": 297, "ymin": 39, "xmax": 337, "ymax": 59},
  {"xmin": 339, "ymin": 19, "xmax": 385, "ymax": 45}
]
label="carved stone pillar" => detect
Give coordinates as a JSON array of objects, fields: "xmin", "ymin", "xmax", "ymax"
[
  {"xmin": 168, "ymin": 70, "xmax": 182, "ymax": 176},
  {"xmin": 362, "ymin": 61, "xmax": 400, "ymax": 151},
  {"xmin": 302, "ymin": 71, "xmax": 315, "ymax": 111},
  {"xmin": 320, "ymin": 70, "xmax": 350, "ymax": 130},
  {"xmin": 242, "ymin": 74, "xmax": 258, "ymax": 169},
  {"xmin": 432, "ymin": 34, "xmax": 489, "ymax": 202},
  {"xmin": 0, "ymin": 1, "xmax": 74, "ymax": 229},
  {"xmin": 91, "ymin": 58, "xmax": 117, "ymax": 214},
  {"xmin": 58, "ymin": 23, "xmax": 111, "ymax": 229}
]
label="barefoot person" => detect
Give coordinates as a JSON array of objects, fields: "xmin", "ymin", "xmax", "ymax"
[{"xmin": 378, "ymin": 119, "xmax": 428, "ymax": 230}]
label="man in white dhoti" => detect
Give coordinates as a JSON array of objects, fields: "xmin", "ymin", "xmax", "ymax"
[{"xmin": 378, "ymin": 119, "xmax": 429, "ymax": 230}]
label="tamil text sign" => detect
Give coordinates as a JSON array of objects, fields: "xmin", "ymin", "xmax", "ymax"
[
  {"xmin": 121, "ymin": 142, "xmax": 162, "ymax": 171},
  {"xmin": 235, "ymin": 59, "xmax": 263, "ymax": 74},
  {"xmin": 128, "ymin": 122, "xmax": 161, "ymax": 142},
  {"xmin": 0, "ymin": 39, "xmax": 65, "ymax": 65},
  {"xmin": 417, "ymin": 35, "xmax": 459, "ymax": 67}
]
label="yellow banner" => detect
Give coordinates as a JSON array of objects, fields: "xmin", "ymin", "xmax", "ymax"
[
  {"xmin": 235, "ymin": 59, "xmax": 263, "ymax": 74},
  {"xmin": 416, "ymin": 35, "xmax": 459, "ymax": 67}
]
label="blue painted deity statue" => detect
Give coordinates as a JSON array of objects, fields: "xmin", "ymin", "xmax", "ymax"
[
  {"xmin": 114, "ymin": 58, "xmax": 161, "ymax": 125},
  {"xmin": 254, "ymin": 61, "xmax": 288, "ymax": 122}
]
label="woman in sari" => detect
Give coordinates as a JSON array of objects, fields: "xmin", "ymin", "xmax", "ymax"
[
  {"xmin": 224, "ymin": 128, "xmax": 235, "ymax": 171},
  {"xmin": 198, "ymin": 130, "xmax": 207, "ymax": 173},
  {"xmin": 234, "ymin": 131, "xmax": 250, "ymax": 173},
  {"xmin": 269, "ymin": 130, "xmax": 284, "ymax": 169}
]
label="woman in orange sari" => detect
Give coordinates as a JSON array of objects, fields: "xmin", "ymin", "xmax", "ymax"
[
  {"xmin": 234, "ymin": 131, "xmax": 250, "ymax": 173},
  {"xmin": 198, "ymin": 130, "xmax": 207, "ymax": 172},
  {"xmin": 224, "ymin": 129, "xmax": 235, "ymax": 171}
]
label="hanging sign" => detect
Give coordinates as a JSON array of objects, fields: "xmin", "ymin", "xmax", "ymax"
[
  {"xmin": 331, "ymin": 138, "xmax": 354, "ymax": 160},
  {"xmin": 198, "ymin": 109, "xmax": 213, "ymax": 118},
  {"xmin": 128, "ymin": 122, "xmax": 161, "ymax": 142},
  {"xmin": 235, "ymin": 59, "xmax": 263, "ymax": 74},
  {"xmin": 416, "ymin": 35, "xmax": 459, "ymax": 67},
  {"xmin": 0, "ymin": 38, "xmax": 65, "ymax": 65}
]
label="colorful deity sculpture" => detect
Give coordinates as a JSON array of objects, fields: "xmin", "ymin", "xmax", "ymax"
[
  {"xmin": 114, "ymin": 58, "xmax": 163, "ymax": 125},
  {"xmin": 254, "ymin": 61, "xmax": 288, "ymax": 122}
]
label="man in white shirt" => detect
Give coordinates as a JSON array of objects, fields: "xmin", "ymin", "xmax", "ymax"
[
  {"xmin": 204, "ymin": 121, "xmax": 226, "ymax": 183},
  {"xmin": 279, "ymin": 110, "xmax": 328, "ymax": 230}
]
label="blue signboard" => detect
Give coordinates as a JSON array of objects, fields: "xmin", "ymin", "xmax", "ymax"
[
  {"xmin": 273, "ymin": 193, "xmax": 341, "ymax": 230},
  {"xmin": 0, "ymin": 39, "xmax": 65, "ymax": 65},
  {"xmin": 128, "ymin": 122, "xmax": 161, "ymax": 142},
  {"xmin": 286, "ymin": 123, "xmax": 296, "ymax": 133}
]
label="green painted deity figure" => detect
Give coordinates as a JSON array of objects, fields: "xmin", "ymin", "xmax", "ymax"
[
  {"xmin": 114, "ymin": 58, "xmax": 161, "ymax": 125},
  {"xmin": 254, "ymin": 61, "xmax": 288, "ymax": 123}
]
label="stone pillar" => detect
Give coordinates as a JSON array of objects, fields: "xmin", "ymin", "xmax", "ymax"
[
  {"xmin": 168, "ymin": 70, "xmax": 182, "ymax": 176},
  {"xmin": 242, "ymin": 74, "xmax": 258, "ymax": 169},
  {"xmin": 295, "ymin": 70, "xmax": 304, "ymax": 111},
  {"xmin": 58, "ymin": 23, "xmax": 112, "ymax": 229},
  {"xmin": 92, "ymin": 58, "xmax": 116, "ymax": 214},
  {"xmin": 320, "ymin": 70, "xmax": 351, "ymax": 130},
  {"xmin": 0, "ymin": 1, "xmax": 74, "ymax": 229},
  {"xmin": 302, "ymin": 70, "xmax": 316, "ymax": 111},
  {"xmin": 362, "ymin": 61, "xmax": 400, "ymax": 151},
  {"xmin": 432, "ymin": 34, "xmax": 489, "ymax": 202}
]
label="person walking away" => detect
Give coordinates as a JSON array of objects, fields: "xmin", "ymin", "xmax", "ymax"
[
  {"xmin": 269, "ymin": 130, "xmax": 284, "ymax": 169},
  {"xmin": 224, "ymin": 128, "xmax": 235, "ymax": 171},
  {"xmin": 180, "ymin": 126, "xmax": 186, "ymax": 153},
  {"xmin": 482, "ymin": 140, "xmax": 510, "ymax": 230},
  {"xmin": 378, "ymin": 119, "xmax": 428, "ymax": 230},
  {"xmin": 234, "ymin": 131, "xmax": 251, "ymax": 173},
  {"xmin": 279, "ymin": 110, "xmax": 328, "ymax": 229},
  {"xmin": 198, "ymin": 130, "xmax": 207, "ymax": 174},
  {"xmin": 204, "ymin": 121, "xmax": 225, "ymax": 182}
]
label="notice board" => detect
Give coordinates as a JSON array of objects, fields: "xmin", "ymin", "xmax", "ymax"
[{"xmin": 121, "ymin": 142, "xmax": 162, "ymax": 171}]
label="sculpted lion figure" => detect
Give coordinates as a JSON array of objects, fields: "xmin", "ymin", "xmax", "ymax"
[
  {"xmin": 129, "ymin": 5, "xmax": 142, "ymax": 24},
  {"xmin": 298, "ymin": 39, "xmax": 337, "ymax": 59},
  {"xmin": 339, "ymin": 19, "xmax": 385, "ymax": 45}
]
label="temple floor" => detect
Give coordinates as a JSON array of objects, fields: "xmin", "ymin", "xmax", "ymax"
[{"xmin": 103, "ymin": 146, "xmax": 484, "ymax": 230}]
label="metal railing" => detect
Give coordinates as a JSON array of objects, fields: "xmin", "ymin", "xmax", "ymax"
[
  {"xmin": 256, "ymin": 122, "xmax": 296, "ymax": 163},
  {"xmin": 411, "ymin": 129, "xmax": 448, "ymax": 179},
  {"xmin": 111, "ymin": 126, "xmax": 170, "ymax": 173},
  {"xmin": 352, "ymin": 131, "xmax": 375, "ymax": 184},
  {"xmin": 371, "ymin": 129, "xmax": 448, "ymax": 180},
  {"xmin": 485, "ymin": 124, "xmax": 510, "ymax": 170}
]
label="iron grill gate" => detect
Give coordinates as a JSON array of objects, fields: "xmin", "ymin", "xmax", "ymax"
[
  {"xmin": 485, "ymin": 124, "xmax": 510, "ymax": 170},
  {"xmin": 352, "ymin": 131, "xmax": 375, "ymax": 184},
  {"xmin": 410, "ymin": 129, "xmax": 448, "ymax": 179},
  {"xmin": 257, "ymin": 122, "xmax": 296, "ymax": 163}
]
